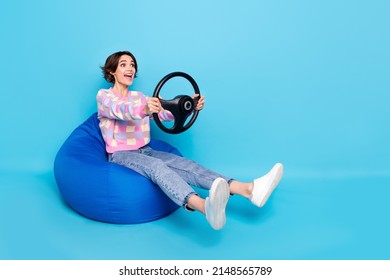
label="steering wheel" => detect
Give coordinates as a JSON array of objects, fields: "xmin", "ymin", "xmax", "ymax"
[{"xmin": 152, "ymin": 72, "xmax": 200, "ymax": 134}]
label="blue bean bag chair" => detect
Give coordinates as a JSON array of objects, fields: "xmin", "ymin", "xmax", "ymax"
[{"xmin": 54, "ymin": 113, "xmax": 180, "ymax": 224}]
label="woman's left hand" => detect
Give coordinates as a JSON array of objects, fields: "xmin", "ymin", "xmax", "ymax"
[{"xmin": 193, "ymin": 94, "xmax": 205, "ymax": 111}]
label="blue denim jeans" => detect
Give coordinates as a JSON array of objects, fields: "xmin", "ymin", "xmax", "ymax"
[{"xmin": 108, "ymin": 145, "xmax": 231, "ymax": 207}]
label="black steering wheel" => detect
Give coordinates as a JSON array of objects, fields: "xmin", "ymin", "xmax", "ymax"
[{"xmin": 152, "ymin": 72, "xmax": 200, "ymax": 134}]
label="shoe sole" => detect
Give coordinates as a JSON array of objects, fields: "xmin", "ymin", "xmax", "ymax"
[
  {"xmin": 207, "ymin": 178, "xmax": 230, "ymax": 230},
  {"xmin": 259, "ymin": 163, "xmax": 284, "ymax": 207}
]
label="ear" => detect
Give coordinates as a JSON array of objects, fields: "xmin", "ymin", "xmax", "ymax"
[{"xmin": 109, "ymin": 72, "xmax": 116, "ymax": 83}]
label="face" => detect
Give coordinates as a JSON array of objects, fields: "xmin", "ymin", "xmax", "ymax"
[{"xmin": 111, "ymin": 55, "xmax": 136, "ymax": 87}]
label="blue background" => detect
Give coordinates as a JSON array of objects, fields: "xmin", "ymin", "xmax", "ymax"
[{"xmin": 1, "ymin": 0, "xmax": 389, "ymax": 259}]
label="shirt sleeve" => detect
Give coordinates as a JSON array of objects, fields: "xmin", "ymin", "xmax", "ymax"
[
  {"xmin": 156, "ymin": 110, "xmax": 175, "ymax": 122},
  {"xmin": 96, "ymin": 89, "xmax": 147, "ymax": 120}
]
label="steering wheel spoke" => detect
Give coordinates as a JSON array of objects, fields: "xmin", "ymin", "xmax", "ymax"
[{"xmin": 172, "ymin": 112, "xmax": 190, "ymax": 132}]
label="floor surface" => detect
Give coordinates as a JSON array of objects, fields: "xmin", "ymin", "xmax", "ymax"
[{"xmin": 1, "ymin": 171, "xmax": 389, "ymax": 260}]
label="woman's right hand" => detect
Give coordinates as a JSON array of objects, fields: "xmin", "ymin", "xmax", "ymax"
[{"xmin": 145, "ymin": 97, "xmax": 163, "ymax": 115}]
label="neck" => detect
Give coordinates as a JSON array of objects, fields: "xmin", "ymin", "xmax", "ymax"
[{"xmin": 112, "ymin": 83, "xmax": 129, "ymax": 97}]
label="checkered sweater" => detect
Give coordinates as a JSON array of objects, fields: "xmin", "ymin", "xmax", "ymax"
[{"xmin": 96, "ymin": 88, "xmax": 174, "ymax": 153}]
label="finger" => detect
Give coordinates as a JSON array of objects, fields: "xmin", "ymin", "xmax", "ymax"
[
  {"xmin": 196, "ymin": 103, "xmax": 204, "ymax": 110},
  {"xmin": 149, "ymin": 97, "xmax": 159, "ymax": 102},
  {"xmin": 148, "ymin": 98, "xmax": 160, "ymax": 108},
  {"xmin": 148, "ymin": 99, "xmax": 162, "ymax": 112},
  {"xmin": 153, "ymin": 98, "xmax": 163, "ymax": 108},
  {"xmin": 154, "ymin": 100, "xmax": 163, "ymax": 111}
]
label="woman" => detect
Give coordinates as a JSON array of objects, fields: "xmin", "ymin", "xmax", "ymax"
[{"xmin": 96, "ymin": 50, "xmax": 283, "ymax": 230}]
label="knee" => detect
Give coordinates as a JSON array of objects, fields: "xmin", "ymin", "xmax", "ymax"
[{"xmin": 148, "ymin": 158, "xmax": 169, "ymax": 176}]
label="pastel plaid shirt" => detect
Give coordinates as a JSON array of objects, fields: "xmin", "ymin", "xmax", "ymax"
[{"xmin": 96, "ymin": 88, "xmax": 174, "ymax": 153}]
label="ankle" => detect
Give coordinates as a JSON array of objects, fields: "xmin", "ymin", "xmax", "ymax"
[
  {"xmin": 229, "ymin": 181, "xmax": 253, "ymax": 198},
  {"xmin": 186, "ymin": 194, "xmax": 205, "ymax": 214},
  {"xmin": 247, "ymin": 183, "xmax": 254, "ymax": 196}
]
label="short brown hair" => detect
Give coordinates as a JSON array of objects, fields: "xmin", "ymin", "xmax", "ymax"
[{"xmin": 100, "ymin": 51, "xmax": 138, "ymax": 83}]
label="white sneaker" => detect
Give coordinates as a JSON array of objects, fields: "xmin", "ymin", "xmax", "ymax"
[
  {"xmin": 249, "ymin": 163, "xmax": 284, "ymax": 207},
  {"xmin": 205, "ymin": 178, "xmax": 230, "ymax": 230}
]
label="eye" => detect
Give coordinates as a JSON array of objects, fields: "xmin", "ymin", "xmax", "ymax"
[{"xmin": 120, "ymin": 63, "xmax": 126, "ymax": 67}]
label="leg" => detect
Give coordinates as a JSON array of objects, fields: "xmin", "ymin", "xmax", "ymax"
[
  {"xmin": 146, "ymin": 147, "xmax": 283, "ymax": 207},
  {"xmin": 109, "ymin": 149, "xmax": 196, "ymax": 207},
  {"xmin": 146, "ymin": 147, "xmax": 232, "ymax": 190},
  {"xmin": 109, "ymin": 148, "xmax": 230, "ymax": 230},
  {"xmin": 229, "ymin": 180, "xmax": 253, "ymax": 198},
  {"xmin": 187, "ymin": 194, "xmax": 205, "ymax": 214}
]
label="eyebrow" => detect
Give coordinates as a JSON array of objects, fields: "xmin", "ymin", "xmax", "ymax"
[{"xmin": 119, "ymin": 59, "xmax": 134, "ymax": 63}]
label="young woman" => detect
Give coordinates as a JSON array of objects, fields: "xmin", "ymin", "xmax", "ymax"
[{"xmin": 96, "ymin": 50, "xmax": 284, "ymax": 230}]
